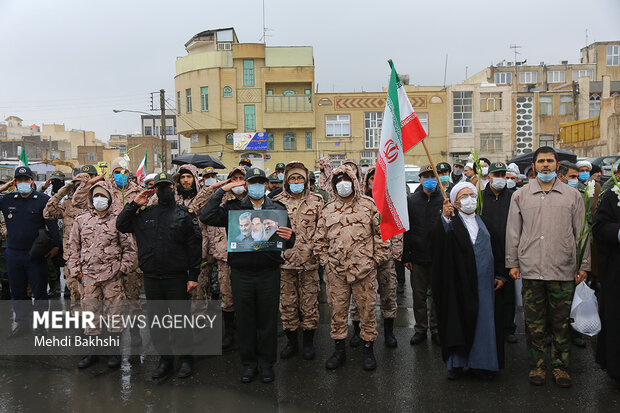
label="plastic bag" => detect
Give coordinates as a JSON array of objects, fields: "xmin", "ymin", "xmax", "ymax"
[{"xmin": 570, "ymin": 282, "xmax": 601, "ymax": 336}]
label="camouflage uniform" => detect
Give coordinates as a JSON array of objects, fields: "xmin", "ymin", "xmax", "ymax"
[
  {"xmin": 72, "ymin": 171, "xmax": 143, "ymax": 312},
  {"xmin": 274, "ymin": 162, "xmax": 324, "ymax": 331},
  {"xmin": 314, "ymin": 165, "xmax": 389, "ymax": 342},
  {"xmin": 66, "ymin": 183, "xmax": 137, "ymax": 335},
  {"xmin": 43, "ymin": 173, "xmax": 90, "ymax": 311}
]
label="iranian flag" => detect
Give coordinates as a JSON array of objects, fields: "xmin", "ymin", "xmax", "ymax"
[
  {"xmin": 136, "ymin": 150, "xmax": 147, "ymax": 184},
  {"xmin": 372, "ymin": 60, "xmax": 428, "ymax": 241},
  {"xmin": 18, "ymin": 146, "xmax": 29, "ymax": 167}
]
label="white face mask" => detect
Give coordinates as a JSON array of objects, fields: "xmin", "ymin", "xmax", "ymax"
[
  {"xmin": 231, "ymin": 186, "xmax": 245, "ymax": 195},
  {"xmin": 93, "ymin": 196, "xmax": 109, "ymax": 211},
  {"xmin": 336, "ymin": 181, "xmax": 353, "ymax": 198},
  {"xmin": 458, "ymin": 197, "xmax": 477, "ymax": 215},
  {"xmin": 506, "ymin": 179, "xmax": 517, "ymax": 189},
  {"xmin": 481, "ymin": 166, "xmax": 489, "ymax": 176},
  {"xmin": 490, "ymin": 177, "xmax": 507, "ymax": 191},
  {"xmin": 204, "ymin": 177, "xmax": 217, "ymax": 186}
]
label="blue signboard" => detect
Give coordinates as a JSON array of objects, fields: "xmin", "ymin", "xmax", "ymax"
[{"xmin": 233, "ymin": 133, "xmax": 268, "ymax": 151}]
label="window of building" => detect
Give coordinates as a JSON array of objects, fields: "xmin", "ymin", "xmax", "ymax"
[
  {"xmin": 284, "ymin": 132, "xmax": 297, "ymax": 150},
  {"xmin": 480, "ymin": 133, "xmax": 503, "ymax": 153},
  {"xmin": 539, "ymin": 96, "xmax": 553, "ymax": 115},
  {"xmin": 364, "ymin": 111, "xmax": 382, "ymax": 149},
  {"xmin": 165, "ymin": 125, "xmax": 174, "ymax": 136},
  {"xmin": 267, "ymin": 133, "xmax": 274, "ymax": 150},
  {"xmin": 217, "ymin": 42, "xmax": 232, "ymax": 51},
  {"xmin": 519, "ymin": 71, "xmax": 538, "ymax": 84},
  {"xmin": 283, "ymin": 90, "xmax": 295, "ymax": 95},
  {"xmin": 548, "ymin": 71, "xmax": 566, "ymax": 83},
  {"xmin": 360, "ymin": 151, "xmax": 378, "ymax": 165},
  {"xmin": 559, "ymin": 96, "xmax": 574, "ymax": 115},
  {"xmin": 200, "ymin": 87, "xmax": 209, "ymax": 111},
  {"xmin": 177, "ymin": 91, "xmax": 181, "ymax": 114},
  {"xmin": 223, "ymin": 86, "xmax": 232, "ymax": 97},
  {"xmin": 155, "ymin": 126, "xmax": 159, "ymax": 136},
  {"xmin": 453, "ymin": 91, "xmax": 472, "ymax": 133},
  {"xmin": 590, "ymin": 93, "xmax": 601, "ymax": 118},
  {"xmin": 418, "ymin": 112, "xmax": 429, "ymax": 134},
  {"xmin": 144, "ymin": 126, "xmax": 152, "ymax": 136},
  {"xmin": 170, "ymin": 141, "xmax": 178, "ymax": 150},
  {"xmin": 305, "ymin": 132, "xmax": 312, "ymax": 150},
  {"xmin": 572, "ymin": 69, "xmax": 594, "ymax": 81},
  {"xmin": 88, "ymin": 152, "xmax": 95, "ymax": 162},
  {"xmin": 330, "ymin": 154, "xmax": 345, "ymax": 168},
  {"xmin": 494, "ymin": 72, "xmax": 512, "ymax": 84},
  {"xmin": 244, "ymin": 105, "xmax": 255, "ymax": 131},
  {"xmin": 540, "ymin": 135, "xmax": 554, "ymax": 147},
  {"xmin": 226, "ymin": 133, "xmax": 234, "ymax": 145},
  {"xmin": 607, "ymin": 45, "xmax": 619, "ymax": 66},
  {"xmin": 185, "ymin": 89, "xmax": 192, "ymax": 113},
  {"xmin": 266, "ymin": 89, "xmax": 273, "ymax": 95},
  {"xmin": 326, "ymin": 114, "xmax": 351, "ymax": 137},
  {"xmin": 243, "ymin": 59, "xmax": 254, "ymax": 86},
  {"xmin": 480, "ymin": 92, "xmax": 503, "ymax": 112}
]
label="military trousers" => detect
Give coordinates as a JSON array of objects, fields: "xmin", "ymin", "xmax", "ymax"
[
  {"xmin": 217, "ymin": 260, "xmax": 234, "ymax": 313},
  {"xmin": 522, "ymin": 279, "xmax": 575, "ymax": 371},
  {"xmin": 350, "ymin": 259, "xmax": 398, "ymax": 321},
  {"xmin": 81, "ymin": 274, "xmax": 125, "ymax": 335},
  {"xmin": 329, "ymin": 269, "xmax": 378, "ymax": 342},
  {"xmin": 5, "ymin": 248, "xmax": 48, "ymax": 325},
  {"xmin": 280, "ymin": 268, "xmax": 320, "ymax": 331},
  {"xmin": 230, "ymin": 267, "xmax": 280, "ymax": 369}
]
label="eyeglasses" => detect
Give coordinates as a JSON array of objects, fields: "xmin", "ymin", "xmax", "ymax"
[
  {"xmin": 288, "ymin": 176, "xmax": 305, "ymax": 184},
  {"xmin": 457, "ymin": 193, "xmax": 478, "ymax": 201}
]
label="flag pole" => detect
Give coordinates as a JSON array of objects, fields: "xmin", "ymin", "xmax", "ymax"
[{"xmin": 420, "ymin": 140, "xmax": 448, "ymax": 201}]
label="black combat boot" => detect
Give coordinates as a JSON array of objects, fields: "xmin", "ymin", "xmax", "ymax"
[
  {"xmin": 362, "ymin": 340, "xmax": 377, "ymax": 371},
  {"xmin": 130, "ymin": 327, "xmax": 142, "ymax": 348},
  {"xmin": 280, "ymin": 329, "xmax": 298, "ymax": 359},
  {"xmin": 325, "ymin": 339, "xmax": 346, "ymax": 370},
  {"xmin": 302, "ymin": 329, "xmax": 316, "ymax": 360},
  {"xmin": 77, "ymin": 355, "xmax": 99, "ymax": 369},
  {"xmin": 222, "ymin": 311, "xmax": 236, "ymax": 350},
  {"xmin": 383, "ymin": 318, "xmax": 397, "ymax": 348},
  {"xmin": 349, "ymin": 320, "xmax": 361, "ymax": 347},
  {"xmin": 107, "ymin": 333, "xmax": 122, "ymax": 368}
]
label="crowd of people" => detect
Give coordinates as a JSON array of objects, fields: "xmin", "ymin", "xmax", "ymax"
[{"xmin": 0, "ymin": 147, "xmax": 619, "ymax": 388}]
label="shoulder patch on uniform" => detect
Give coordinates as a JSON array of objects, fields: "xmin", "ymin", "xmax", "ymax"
[
  {"xmin": 188, "ymin": 208, "xmax": 194, "ymax": 214},
  {"xmin": 140, "ymin": 206, "xmax": 146, "ymax": 211}
]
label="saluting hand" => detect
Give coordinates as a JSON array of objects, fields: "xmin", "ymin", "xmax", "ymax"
[
  {"xmin": 0, "ymin": 179, "xmax": 15, "ymax": 192},
  {"xmin": 211, "ymin": 178, "xmax": 229, "ymax": 189},
  {"xmin": 276, "ymin": 226, "xmax": 293, "ymax": 241},
  {"xmin": 134, "ymin": 189, "xmax": 154, "ymax": 206},
  {"xmin": 187, "ymin": 281, "xmax": 198, "ymax": 292},
  {"xmin": 87, "ymin": 173, "xmax": 105, "ymax": 186},
  {"xmin": 222, "ymin": 180, "xmax": 245, "ymax": 192}
]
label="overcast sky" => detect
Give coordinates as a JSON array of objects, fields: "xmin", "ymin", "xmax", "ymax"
[{"xmin": 0, "ymin": 0, "xmax": 618, "ymax": 142}]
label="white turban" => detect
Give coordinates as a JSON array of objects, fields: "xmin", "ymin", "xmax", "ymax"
[
  {"xmin": 506, "ymin": 163, "xmax": 520, "ymax": 175},
  {"xmin": 465, "ymin": 162, "xmax": 474, "ymax": 169},
  {"xmin": 576, "ymin": 160, "xmax": 592, "ymax": 170},
  {"xmin": 450, "ymin": 181, "xmax": 476, "ymax": 204}
]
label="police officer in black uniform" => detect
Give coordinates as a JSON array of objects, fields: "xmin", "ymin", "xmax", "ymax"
[
  {"xmin": 200, "ymin": 167, "xmax": 295, "ymax": 384},
  {"xmin": 116, "ymin": 172, "xmax": 202, "ymax": 379},
  {"xmin": 0, "ymin": 166, "xmax": 61, "ymax": 338}
]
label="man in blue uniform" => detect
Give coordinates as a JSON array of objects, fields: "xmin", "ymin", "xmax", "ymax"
[{"xmin": 0, "ymin": 166, "xmax": 61, "ymax": 338}]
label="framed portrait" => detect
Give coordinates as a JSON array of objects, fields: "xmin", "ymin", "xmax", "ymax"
[{"xmin": 227, "ymin": 209, "xmax": 288, "ymax": 252}]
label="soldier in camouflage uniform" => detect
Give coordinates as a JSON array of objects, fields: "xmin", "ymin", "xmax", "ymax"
[
  {"xmin": 193, "ymin": 166, "xmax": 247, "ymax": 349},
  {"xmin": 314, "ymin": 165, "xmax": 389, "ymax": 371},
  {"xmin": 72, "ymin": 157, "xmax": 143, "ymax": 345},
  {"xmin": 349, "ymin": 167, "xmax": 401, "ymax": 348},
  {"xmin": 274, "ymin": 161, "xmax": 324, "ymax": 360},
  {"xmin": 67, "ymin": 182, "xmax": 137, "ymax": 369},
  {"xmin": 43, "ymin": 171, "xmax": 92, "ymax": 309}
]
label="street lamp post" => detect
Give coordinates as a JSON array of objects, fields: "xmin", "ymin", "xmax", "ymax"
[{"xmin": 112, "ymin": 108, "xmax": 167, "ymax": 172}]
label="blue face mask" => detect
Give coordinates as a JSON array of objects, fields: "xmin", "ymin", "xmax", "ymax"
[
  {"xmin": 537, "ymin": 171, "xmax": 557, "ymax": 183},
  {"xmin": 277, "ymin": 173, "xmax": 285, "ymax": 181},
  {"xmin": 439, "ymin": 175, "xmax": 450, "ymax": 184},
  {"xmin": 248, "ymin": 183, "xmax": 265, "ymax": 199},
  {"xmin": 567, "ymin": 179, "xmax": 579, "ymax": 188},
  {"xmin": 289, "ymin": 183, "xmax": 304, "ymax": 194},
  {"xmin": 114, "ymin": 173, "xmax": 127, "ymax": 187},
  {"xmin": 17, "ymin": 182, "xmax": 32, "ymax": 195},
  {"xmin": 578, "ymin": 172, "xmax": 590, "ymax": 182},
  {"xmin": 422, "ymin": 178, "xmax": 438, "ymax": 191}
]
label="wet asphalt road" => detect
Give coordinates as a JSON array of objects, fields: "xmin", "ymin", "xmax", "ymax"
[{"xmin": 0, "ymin": 275, "xmax": 618, "ymax": 413}]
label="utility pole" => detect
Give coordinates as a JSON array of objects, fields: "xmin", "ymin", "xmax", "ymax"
[
  {"xmin": 160, "ymin": 89, "xmax": 167, "ymax": 171},
  {"xmin": 510, "ymin": 44, "xmax": 521, "ymax": 90}
]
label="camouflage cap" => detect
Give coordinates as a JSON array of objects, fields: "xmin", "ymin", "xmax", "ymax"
[
  {"xmin": 79, "ymin": 164, "xmax": 99, "ymax": 175},
  {"xmin": 50, "ymin": 171, "xmax": 66, "ymax": 180},
  {"xmin": 436, "ymin": 162, "xmax": 451, "ymax": 173},
  {"xmin": 275, "ymin": 162, "xmax": 286, "ymax": 170},
  {"xmin": 268, "ymin": 173, "xmax": 282, "ymax": 183},
  {"xmin": 488, "ymin": 162, "xmax": 507, "ymax": 174},
  {"xmin": 153, "ymin": 172, "xmax": 174, "ymax": 186}
]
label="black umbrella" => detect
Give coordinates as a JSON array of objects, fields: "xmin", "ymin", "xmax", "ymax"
[
  {"xmin": 172, "ymin": 153, "xmax": 226, "ymax": 169},
  {"xmin": 507, "ymin": 148, "xmax": 577, "ymax": 174}
]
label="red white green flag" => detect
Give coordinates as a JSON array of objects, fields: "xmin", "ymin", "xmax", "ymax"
[
  {"xmin": 372, "ymin": 60, "xmax": 428, "ymax": 241},
  {"xmin": 136, "ymin": 150, "xmax": 147, "ymax": 184}
]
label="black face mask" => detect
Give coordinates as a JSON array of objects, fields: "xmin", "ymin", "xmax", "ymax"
[
  {"xmin": 51, "ymin": 180, "xmax": 64, "ymax": 194},
  {"xmin": 157, "ymin": 186, "xmax": 175, "ymax": 205}
]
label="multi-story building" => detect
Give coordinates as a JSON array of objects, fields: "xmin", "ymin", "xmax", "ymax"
[
  {"xmin": 2, "ymin": 116, "xmax": 40, "ymax": 140},
  {"xmin": 40, "ymin": 123, "xmax": 98, "ymax": 159},
  {"xmin": 139, "ymin": 110, "xmax": 191, "ymax": 157}
]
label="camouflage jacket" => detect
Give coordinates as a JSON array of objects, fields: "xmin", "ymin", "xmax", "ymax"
[
  {"xmin": 275, "ymin": 162, "xmax": 324, "ymax": 270},
  {"xmin": 43, "ymin": 173, "xmax": 90, "ymax": 260},
  {"xmin": 313, "ymin": 164, "xmax": 389, "ymax": 283},
  {"xmin": 73, "ymin": 178, "xmax": 142, "ymax": 216},
  {"xmin": 66, "ymin": 183, "xmax": 137, "ymax": 281}
]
